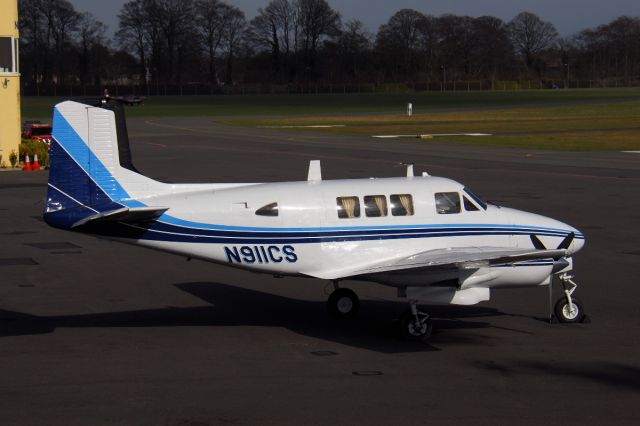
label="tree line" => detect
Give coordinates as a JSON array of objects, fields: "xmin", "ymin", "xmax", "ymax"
[{"xmin": 18, "ymin": 0, "xmax": 640, "ymax": 95}]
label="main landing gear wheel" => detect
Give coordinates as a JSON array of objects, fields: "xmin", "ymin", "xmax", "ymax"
[
  {"xmin": 399, "ymin": 306, "xmax": 433, "ymax": 341},
  {"xmin": 554, "ymin": 296, "xmax": 585, "ymax": 323},
  {"xmin": 327, "ymin": 288, "xmax": 359, "ymax": 319}
]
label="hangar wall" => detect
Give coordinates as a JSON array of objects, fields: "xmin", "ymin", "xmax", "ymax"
[{"xmin": 0, "ymin": 0, "xmax": 20, "ymax": 168}]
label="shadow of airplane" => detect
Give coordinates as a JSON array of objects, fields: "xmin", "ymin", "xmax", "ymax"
[{"xmin": 0, "ymin": 282, "xmax": 505, "ymax": 353}]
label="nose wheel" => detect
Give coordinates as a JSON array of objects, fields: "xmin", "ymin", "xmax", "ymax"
[
  {"xmin": 555, "ymin": 296, "xmax": 584, "ymax": 323},
  {"xmin": 553, "ymin": 273, "xmax": 586, "ymax": 323}
]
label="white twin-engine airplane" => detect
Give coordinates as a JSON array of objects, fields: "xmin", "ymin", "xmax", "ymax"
[{"xmin": 44, "ymin": 99, "xmax": 587, "ymax": 341}]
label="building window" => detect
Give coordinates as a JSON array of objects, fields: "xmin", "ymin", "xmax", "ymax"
[
  {"xmin": 0, "ymin": 37, "xmax": 13, "ymax": 73},
  {"xmin": 337, "ymin": 196, "xmax": 360, "ymax": 219},
  {"xmin": 390, "ymin": 194, "xmax": 414, "ymax": 216},
  {"xmin": 364, "ymin": 195, "xmax": 387, "ymax": 217}
]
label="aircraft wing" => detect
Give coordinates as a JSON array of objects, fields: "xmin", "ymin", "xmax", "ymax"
[
  {"xmin": 312, "ymin": 247, "xmax": 566, "ymax": 280},
  {"xmin": 71, "ymin": 206, "xmax": 169, "ymax": 228}
]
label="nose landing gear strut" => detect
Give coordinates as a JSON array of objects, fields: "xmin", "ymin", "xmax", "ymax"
[{"xmin": 552, "ymin": 273, "xmax": 587, "ymax": 323}]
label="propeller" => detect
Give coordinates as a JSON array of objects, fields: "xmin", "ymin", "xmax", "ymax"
[
  {"xmin": 530, "ymin": 234, "xmax": 546, "ymax": 250},
  {"xmin": 530, "ymin": 232, "xmax": 575, "ymax": 323},
  {"xmin": 557, "ymin": 232, "xmax": 575, "ymax": 250},
  {"xmin": 530, "ymin": 232, "xmax": 575, "ymax": 255}
]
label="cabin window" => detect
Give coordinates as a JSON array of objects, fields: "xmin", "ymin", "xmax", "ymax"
[
  {"xmin": 255, "ymin": 202, "xmax": 279, "ymax": 216},
  {"xmin": 364, "ymin": 195, "xmax": 387, "ymax": 217},
  {"xmin": 463, "ymin": 196, "xmax": 480, "ymax": 211},
  {"xmin": 390, "ymin": 194, "xmax": 414, "ymax": 216},
  {"xmin": 337, "ymin": 196, "xmax": 360, "ymax": 219},
  {"xmin": 463, "ymin": 187, "xmax": 487, "ymax": 210},
  {"xmin": 435, "ymin": 192, "xmax": 460, "ymax": 214}
]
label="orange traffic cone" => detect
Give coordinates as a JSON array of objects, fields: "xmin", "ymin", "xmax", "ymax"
[
  {"xmin": 32, "ymin": 154, "xmax": 41, "ymax": 171},
  {"xmin": 23, "ymin": 155, "xmax": 32, "ymax": 171}
]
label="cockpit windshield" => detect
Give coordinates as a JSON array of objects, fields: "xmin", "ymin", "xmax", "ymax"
[{"xmin": 463, "ymin": 187, "xmax": 487, "ymax": 210}]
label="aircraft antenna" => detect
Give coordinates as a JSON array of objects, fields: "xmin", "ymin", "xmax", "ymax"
[{"xmin": 400, "ymin": 162, "xmax": 415, "ymax": 178}]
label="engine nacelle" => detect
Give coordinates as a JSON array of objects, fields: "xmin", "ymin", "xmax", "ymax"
[
  {"xmin": 406, "ymin": 286, "xmax": 490, "ymax": 306},
  {"xmin": 459, "ymin": 264, "xmax": 554, "ymax": 289}
]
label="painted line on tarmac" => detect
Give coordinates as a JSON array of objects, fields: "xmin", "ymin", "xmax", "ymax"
[
  {"xmin": 259, "ymin": 125, "xmax": 346, "ymax": 128},
  {"xmin": 372, "ymin": 133, "xmax": 492, "ymax": 139},
  {"xmin": 143, "ymin": 142, "xmax": 168, "ymax": 148},
  {"xmin": 621, "ymin": 151, "xmax": 640, "ymax": 154}
]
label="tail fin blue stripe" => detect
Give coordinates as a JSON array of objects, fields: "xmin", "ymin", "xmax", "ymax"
[
  {"xmin": 47, "ymin": 138, "xmax": 123, "ymax": 210},
  {"xmin": 45, "ymin": 138, "xmax": 126, "ymax": 229},
  {"xmin": 45, "ymin": 107, "xmax": 143, "ymax": 229},
  {"xmin": 52, "ymin": 107, "xmax": 141, "ymax": 206}
]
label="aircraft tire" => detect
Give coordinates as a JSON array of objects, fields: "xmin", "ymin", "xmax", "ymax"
[
  {"xmin": 327, "ymin": 288, "xmax": 359, "ymax": 319},
  {"xmin": 554, "ymin": 296, "xmax": 585, "ymax": 323},
  {"xmin": 399, "ymin": 310, "xmax": 433, "ymax": 341}
]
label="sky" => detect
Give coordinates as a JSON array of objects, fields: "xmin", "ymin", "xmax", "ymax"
[{"xmin": 69, "ymin": 0, "xmax": 640, "ymax": 38}]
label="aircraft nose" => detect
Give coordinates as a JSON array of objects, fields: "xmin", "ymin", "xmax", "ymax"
[
  {"xmin": 501, "ymin": 207, "xmax": 585, "ymax": 255},
  {"xmin": 568, "ymin": 226, "xmax": 585, "ymax": 255}
]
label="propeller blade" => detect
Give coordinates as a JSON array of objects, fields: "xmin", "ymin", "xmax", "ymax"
[
  {"xmin": 552, "ymin": 258, "xmax": 570, "ymax": 273},
  {"xmin": 557, "ymin": 232, "xmax": 575, "ymax": 250},
  {"xmin": 530, "ymin": 234, "xmax": 547, "ymax": 250}
]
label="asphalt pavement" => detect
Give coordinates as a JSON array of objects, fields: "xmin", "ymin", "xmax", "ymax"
[{"xmin": 1, "ymin": 116, "xmax": 639, "ymax": 425}]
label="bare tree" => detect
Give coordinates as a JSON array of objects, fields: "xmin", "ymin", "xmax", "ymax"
[
  {"xmin": 295, "ymin": 0, "xmax": 340, "ymax": 78},
  {"xmin": 247, "ymin": 0, "xmax": 298, "ymax": 82},
  {"xmin": 39, "ymin": 0, "xmax": 80, "ymax": 84},
  {"xmin": 336, "ymin": 19, "xmax": 372, "ymax": 81},
  {"xmin": 606, "ymin": 16, "xmax": 640, "ymax": 81},
  {"xmin": 77, "ymin": 12, "xmax": 107, "ymax": 86},
  {"xmin": 16, "ymin": 1, "xmax": 640, "ymax": 92},
  {"xmin": 437, "ymin": 14, "xmax": 476, "ymax": 79},
  {"xmin": 415, "ymin": 15, "xmax": 439, "ymax": 81},
  {"xmin": 153, "ymin": 0, "xmax": 196, "ymax": 83},
  {"xmin": 272, "ymin": 0, "xmax": 298, "ymax": 55},
  {"xmin": 575, "ymin": 16, "xmax": 640, "ymax": 83},
  {"xmin": 472, "ymin": 16, "xmax": 513, "ymax": 85},
  {"xmin": 247, "ymin": 9, "xmax": 280, "ymax": 73},
  {"xmin": 376, "ymin": 9, "xmax": 426, "ymax": 80},
  {"xmin": 508, "ymin": 11, "xmax": 558, "ymax": 73},
  {"xmin": 116, "ymin": 0, "xmax": 149, "ymax": 86},
  {"xmin": 195, "ymin": 0, "xmax": 227, "ymax": 85},
  {"xmin": 18, "ymin": 0, "xmax": 45, "ymax": 88},
  {"xmin": 221, "ymin": 5, "xmax": 246, "ymax": 84}
]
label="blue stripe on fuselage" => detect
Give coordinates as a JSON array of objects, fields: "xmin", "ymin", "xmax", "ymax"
[
  {"xmin": 147, "ymin": 220, "xmax": 583, "ymax": 240},
  {"xmin": 154, "ymin": 213, "xmax": 583, "ymax": 238},
  {"xmin": 94, "ymin": 222, "xmax": 581, "ymax": 245}
]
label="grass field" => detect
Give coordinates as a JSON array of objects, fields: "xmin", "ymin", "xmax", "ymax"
[{"xmin": 22, "ymin": 88, "xmax": 640, "ymax": 150}]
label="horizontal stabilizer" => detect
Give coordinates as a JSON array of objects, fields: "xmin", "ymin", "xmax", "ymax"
[{"xmin": 72, "ymin": 206, "xmax": 169, "ymax": 228}]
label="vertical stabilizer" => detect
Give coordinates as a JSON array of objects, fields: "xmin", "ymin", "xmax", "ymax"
[{"xmin": 44, "ymin": 100, "xmax": 165, "ymax": 229}]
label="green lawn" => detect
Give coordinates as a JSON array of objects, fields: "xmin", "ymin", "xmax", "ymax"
[
  {"xmin": 224, "ymin": 91, "xmax": 640, "ymax": 151},
  {"xmin": 22, "ymin": 88, "xmax": 640, "ymax": 118},
  {"xmin": 22, "ymin": 89, "xmax": 640, "ymax": 150}
]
